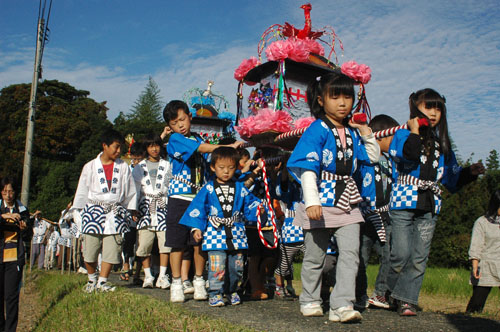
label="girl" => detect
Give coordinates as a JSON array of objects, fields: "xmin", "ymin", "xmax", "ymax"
[
  {"xmin": 0, "ymin": 177, "xmax": 29, "ymax": 332},
  {"xmin": 386, "ymin": 88, "xmax": 485, "ymax": 316},
  {"xmin": 287, "ymin": 72, "xmax": 380, "ymax": 323},
  {"xmin": 466, "ymin": 189, "xmax": 500, "ymax": 314},
  {"xmin": 132, "ymin": 133, "xmax": 171, "ymax": 289}
]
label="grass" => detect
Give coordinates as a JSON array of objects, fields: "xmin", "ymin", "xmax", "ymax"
[
  {"xmin": 28, "ymin": 270, "xmax": 257, "ymax": 332},
  {"xmin": 293, "ymin": 263, "xmax": 500, "ymax": 319}
]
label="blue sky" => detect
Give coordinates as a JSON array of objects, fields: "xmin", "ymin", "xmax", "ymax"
[{"xmin": 1, "ymin": 0, "xmax": 499, "ymax": 162}]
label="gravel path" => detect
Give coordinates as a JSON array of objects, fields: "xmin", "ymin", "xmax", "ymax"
[{"xmin": 109, "ymin": 274, "xmax": 500, "ymax": 332}]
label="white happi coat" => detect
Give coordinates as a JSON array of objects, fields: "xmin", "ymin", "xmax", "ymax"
[
  {"xmin": 72, "ymin": 153, "xmax": 137, "ymax": 235},
  {"xmin": 132, "ymin": 158, "xmax": 170, "ymax": 231}
]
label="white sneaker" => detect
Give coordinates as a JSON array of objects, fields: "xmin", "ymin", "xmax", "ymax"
[
  {"xmin": 156, "ymin": 275, "xmax": 171, "ymax": 289},
  {"xmin": 96, "ymin": 282, "xmax": 116, "ymax": 293},
  {"xmin": 78, "ymin": 267, "xmax": 88, "ymax": 274},
  {"xmin": 170, "ymin": 282, "xmax": 185, "ymax": 303},
  {"xmin": 83, "ymin": 281, "xmax": 96, "ymax": 293},
  {"xmin": 193, "ymin": 278, "xmax": 208, "ymax": 300},
  {"xmin": 300, "ymin": 302, "xmax": 323, "ymax": 317},
  {"xmin": 329, "ymin": 306, "xmax": 362, "ymax": 323},
  {"xmin": 142, "ymin": 276, "xmax": 155, "ymax": 288},
  {"xmin": 182, "ymin": 280, "xmax": 195, "ymax": 294}
]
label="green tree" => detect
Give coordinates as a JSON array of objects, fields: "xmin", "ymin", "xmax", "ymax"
[
  {"xmin": 0, "ymin": 80, "xmax": 112, "ymax": 220},
  {"xmin": 114, "ymin": 76, "xmax": 164, "ymax": 140},
  {"xmin": 486, "ymin": 149, "xmax": 499, "ymax": 171}
]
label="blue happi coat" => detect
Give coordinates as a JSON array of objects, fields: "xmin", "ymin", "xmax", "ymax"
[
  {"xmin": 167, "ymin": 133, "xmax": 209, "ymax": 196},
  {"xmin": 354, "ymin": 156, "xmax": 392, "ymax": 212},
  {"xmin": 275, "ymin": 178, "xmax": 303, "ymax": 244},
  {"xmin": 388, "ymin": 129, "xmax": 462, "ymax": 214},
  {"xmin": 287, "ymin": 118, "xmax": 372, "ymax": 207},
  {"xmin": 179, "ymin": 180, "xmax": 261, "ymax": 251}
]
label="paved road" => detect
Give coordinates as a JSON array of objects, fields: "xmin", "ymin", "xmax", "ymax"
[{"xmin": 110, "ymin": 274, "xmax": 500, "ymax": 332}]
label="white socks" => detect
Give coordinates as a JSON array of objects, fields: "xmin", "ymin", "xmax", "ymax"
[
  {"xmin": 144, "ymin": 267, "xmax": 153, "ymax": 279},
  {"xmin": 159, "ymin": 266, "xmax": 167, "ymax": 278}
]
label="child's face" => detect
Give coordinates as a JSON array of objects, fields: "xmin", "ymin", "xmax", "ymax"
[
  {"xmin": 147, "ymin": 143, "xmax": 161, "ymax": 160},
  {"xmin": 130, "ymin": 154, "xmax": 143, "ymax": 167},
  {"xmin": 211, "ymin": 158, "xmax": 237, "ymax": 183},
  {"xmin": 318, "ymin": 93, "xmax": 353, "ymax": 125},
  {"xmin": 168, "ymin": 109, "xmax": 192, "ymax": 136},
  {"xmin": 417, "ymin": 102, "xmax": 441, "ymax": 127},
  {"xmin": 239, "ymin": 155, "xmax": 249, "ymax": 168},
  {"xmin": 102, "ymin": 141, "xmax": 122, "ymax": 161},
  {"xmin": 377, "ymin": 136, "xmax": 393, "ymax": 153}
]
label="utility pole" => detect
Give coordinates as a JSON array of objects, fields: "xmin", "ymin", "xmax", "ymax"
[{"xmin": 21, "ymin": 18, "xmax": 45, "ymax": 206}]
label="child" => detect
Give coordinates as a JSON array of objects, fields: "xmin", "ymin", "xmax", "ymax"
[
  {"xmin": 287, "ymin": 72, "xmax": 380, "ymax": 323},
  {"xmin": 179, "ymin": 147, "xmax": 261, "ymax": 306},
  {"xmin": 354, "ymin": 114, "xmax": 399, "ymax": 309},
  {"xmin": 466, "ymin": 189, "xmax": 500, "ymax": 314},
  {"xmin": 273, "ymin": 166, "xmax": 304, "ymax": 299},
  {"xmin": 386, "ymin": 88, "xmax": 484, "ymax": 316},
  {"xmin": 132, "ymin": 133, "xmax": 171, "ymax": 289},
  {"xmin": 163, "ymin": 100, "xmax": 242, "ymax": 302},
  {"xmin": 72, "ymin": 129, "xmax": 137, "ymax": 293},
  {"xmin": 58, "ymin": 203, "xmax": 75, "ymax": 270}
]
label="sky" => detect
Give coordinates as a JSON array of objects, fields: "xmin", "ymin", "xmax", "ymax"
[{"xmin": 1, "ymin": 0, "xmax": 499, "ymax": 162}]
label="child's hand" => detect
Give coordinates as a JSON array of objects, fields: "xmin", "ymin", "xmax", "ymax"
[
  {"xmin": 306, "ymin": 205, "xmax": 322, "ymax": 221},
  {"xmin": 349, "ymin": 116, "xmax": 371, "ymax": 136},
  {"xmin": 472, "ymin": 266, "xmax": 481, "ymax": 279},
  {"xmin": 407, "ymin": 118, "xmax": 421, "ymax": 134},
  {"xmin": 193, "ymin": 229, "xmax": 203, "ymax": 242},
  {"xmin": 160, "ymin": 126, "xmax": 172, "ymax": 140},
  {"xmin": 253, "ymin": 159, "xmax": 263, "ymax": 174},
  {"xmin": 470, "ymin": 162, "xmax": 485, "ymax": 176},
  {"xmin": 230, "ymin": 140, "xmax": 245, "ymax": 149},
  {"xmin": 241, "ymin": 158, "xmax": 254, "ymax": 173}
]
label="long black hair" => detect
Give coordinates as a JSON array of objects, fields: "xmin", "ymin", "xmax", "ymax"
[
  {"xmin": 485, "ymin": 189, "xmax": 500, "ymax": 220},
  {"xmin": 409, "ymin": 88, "xmax": 451, "ymax": 158},
  {"xmin": 306, "ymin": 72, "xmax": 355, "ymax": 121}
]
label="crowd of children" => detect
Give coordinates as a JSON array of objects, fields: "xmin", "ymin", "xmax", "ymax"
[{"xmin": 9, "ymin": 70, "xmax": 491, "ymax": 329}]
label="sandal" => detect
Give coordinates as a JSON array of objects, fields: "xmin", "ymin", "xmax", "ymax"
[{"xmin": 120, "ymin": 271, "xmax": 130, "ymax": 281}]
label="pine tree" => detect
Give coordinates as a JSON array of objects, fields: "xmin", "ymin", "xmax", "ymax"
[{"xmin": 486, "ymin": 149, "xmax": 499, "ymax": 171}]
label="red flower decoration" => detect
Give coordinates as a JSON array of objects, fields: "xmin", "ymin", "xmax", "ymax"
[{"xmin": 341, "ymin": 60, "xmax": 372, "ymax": 84}]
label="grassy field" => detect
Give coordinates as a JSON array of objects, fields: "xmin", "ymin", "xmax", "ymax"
[
  {"xmin": 293, "ymin": 263, "xmax": 500, "ymax": 319},
  {"xmin": 26, "ymin": 271, "xmax": 257, "ymax": 332}
]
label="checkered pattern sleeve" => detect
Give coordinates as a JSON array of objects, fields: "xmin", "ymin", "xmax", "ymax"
[
  {"xmin": 178, "ymin": 185, "xmax": 209, "ymax": 231},
  {"xmin": 287, "ymin": 120, "xmax": 327, "ymax": 184},
  {"xmin": 167, "ymin": 133, "xmax": 201, "ymax": 162}
]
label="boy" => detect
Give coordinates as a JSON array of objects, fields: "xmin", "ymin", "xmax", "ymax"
[
  {"xmin": 72, "ymin": 129, "xmax": 137, "ymax": 292},
  {"xmin": 163, "ymin": 100, "xmax": 243, "ymax": 302},
  {"xmin": 180, "ymin": 147, "xmax": 261, "ymax": 306},
  {"xmin": 132, "ymin": 133, "xmax": 171, "ymax": 289},
  {"xmin": 354, "ymin": 115, "xmax": 398, "ymax": 309}
]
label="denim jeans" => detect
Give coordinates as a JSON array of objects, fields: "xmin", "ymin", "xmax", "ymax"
[
  {"xmin": 356, "ymin": 212, "xmax": 392, "ymax": 300},
  {"xmin": 207, "ymin": 250, "xmax": 244, "ymax": 297},
  {"xmin": 386, "ymin": 209, "xmax": 437, "ymax": 305},
  {"xmin": 300, "ymin": 223, "xmax": 360, "ymax": 309}
]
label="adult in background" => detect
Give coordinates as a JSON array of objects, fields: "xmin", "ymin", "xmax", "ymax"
[
  {"xmin": 0, "ymin": 177, "xmax": 29, "ymax": 332},
  {"xmin": 466, "ymin": 189, "xmax": 500, "ymax": 314}
]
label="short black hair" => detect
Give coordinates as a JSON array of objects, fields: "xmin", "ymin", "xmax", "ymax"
[
  {"xmin": 163, "ymin": 100, "xmax": 190, "ymax": 123},
  {"xmin": 101, "ymin": 129, "xmax": 125, "ymax": 146},
  {"xmin": 129, "ymin": 141, "xmax": 145, "ymax": 157},
  {"xmin": 368, "ymin": 114, "xmax": 399, "ymax": 132},
  {"xmin": 210, "ymin": 147, "xmax": 240, "ymax": 168},
  {"xmin": 0, "ymin": 176, "xmax": 18, "ymax": 199},
  {"xmin": 486, "ymin": 189, "xmax": 500, "ymax": 220},
  {"xmin": 142, "ymin": 133, "xmax": 163, "ymax": 148},
  {"xmin": 239, "ymin": 149, "xmax": 250, "ymax": 159}
]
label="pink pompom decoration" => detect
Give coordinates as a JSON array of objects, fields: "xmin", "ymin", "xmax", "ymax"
[
  {"xmin": 294, "ymin": 117, "xmax": 315, "ymax": 129},
  {"xmin": 341, "ymin": 60, "xmax": 372, "ymax": 84},
  {"xmin": 265, "ymin": 40, "xmax": 293, "ymax": 61},
  {"xmin": 288, "ymin": 39, "xmax": 310, "ymax": 63},
  {"xmin": 304, "ymin": 38, "xmax": 325, "ymax": 56},
  {"xmin": 234, "ymin": 57, "xmax": 260, "ymax": 82},
  {"xmin": 235, "ymin": 108, "xmax": 294, "ymax": 138}
]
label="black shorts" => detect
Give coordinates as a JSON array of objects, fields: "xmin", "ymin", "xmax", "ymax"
[
  {"xmin": 122, "ymin": 227, "xmax": 137, "ymax": 259},
  {"xmin": 246, "ymin": 228, "xmax": 279, "ymax": 258},
  {"xmin": 165, "ymin": 197, "xmax": 201, "ymax": 249}
]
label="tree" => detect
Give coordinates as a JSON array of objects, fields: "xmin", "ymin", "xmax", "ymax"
[
  {"xmin": 486, "ymin": 149, "xmax": 499, "ymax": 171},
  {"xmin": 0, "ymin": 80, "xmax": 112, "ymax": 220},
  {"xmin": 114, "ymin": 76, "xmax": 165, "ymax": 140}
]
